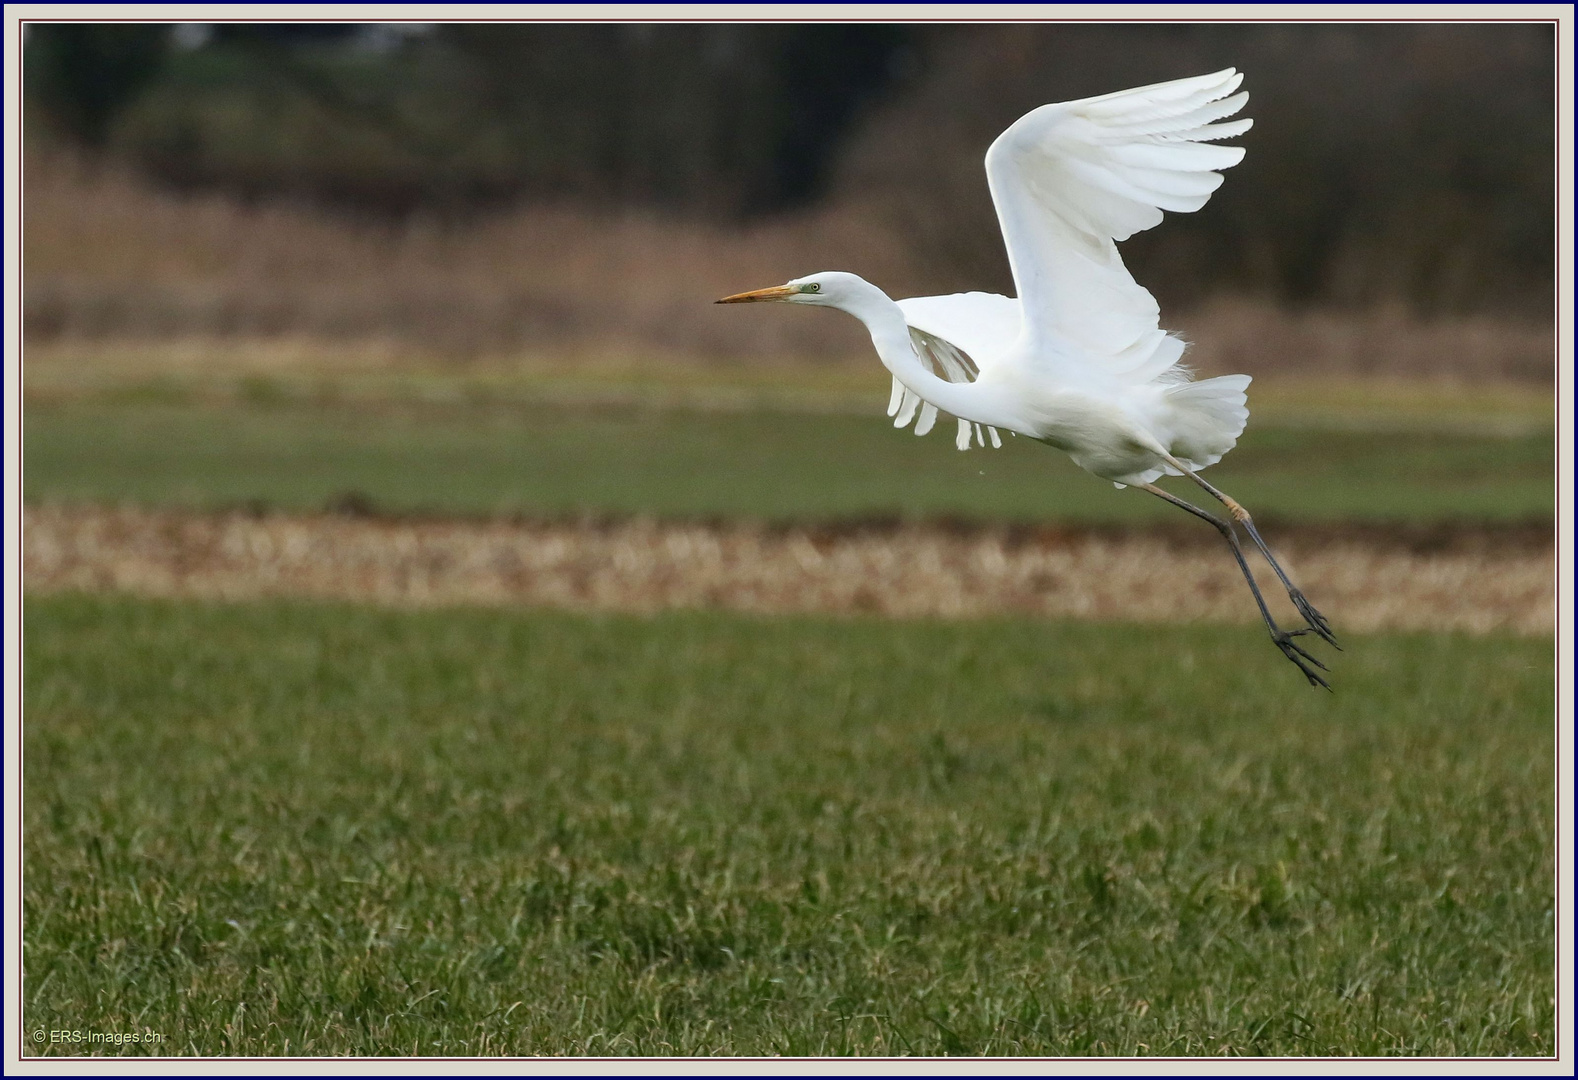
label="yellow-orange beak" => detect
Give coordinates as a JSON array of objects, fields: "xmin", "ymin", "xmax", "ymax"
[{"xmin": 716, "ymin": 284, "xmax": 797, "ymax": 304}]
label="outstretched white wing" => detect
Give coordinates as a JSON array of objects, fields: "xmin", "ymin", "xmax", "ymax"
[{"xmin": 985, "ymin": 68, "xmax": 1251, "ymax": 383}]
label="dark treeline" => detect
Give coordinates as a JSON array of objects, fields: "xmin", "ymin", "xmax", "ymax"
[
  {"xmin": 24, "ymin": 21, "xmax": 1554, "ymax": 316},
  {"xmin": 25, "ymin": 22, "xmax": 907, "ymax": 216}
]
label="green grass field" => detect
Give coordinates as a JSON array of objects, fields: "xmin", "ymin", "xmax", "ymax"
[
  {"xmin": 23, "ymin": 395, "xmax": 1553, "ymax": 524},
  {"xmin": 25, "ymin": 595, "xmax": 1553, "ymax": 1056},
  {"xmin": 22, "ymin": 363, "xmax": 1557, "ymax": 1057}
]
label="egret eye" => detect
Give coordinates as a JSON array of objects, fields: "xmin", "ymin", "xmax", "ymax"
[{"xmin": 803, "ymin": 283, "xmax": 821, "ymax": 293}]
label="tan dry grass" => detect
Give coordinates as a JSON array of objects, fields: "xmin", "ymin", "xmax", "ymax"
[
  {"xmin": 24, "ymin": 150, "xmax": 1553, "ymax": 382},
  {"xmin": 24, "ymin": 505, "xmax": 1552, "ymax": 636},
  {"xmin": 1172, "ymin": 299, "xmax": 1554, "ymax": 384},
  {"xmin": 24, "ymin": 149, "xmax": 904, "ymax": 363}
]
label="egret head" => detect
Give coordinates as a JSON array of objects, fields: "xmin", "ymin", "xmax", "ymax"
[{"xmin": 716, "ymin": 271, "xmax": 869, "ymax": 307}]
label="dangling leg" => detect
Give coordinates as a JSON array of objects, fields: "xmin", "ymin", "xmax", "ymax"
[
  {"xmin": 1140, "ymin": 483, "xmax": 1332, "ymax": 690},
  {"xmin": 1160, "ymin": 455, "xmax": 1337, "ymax": 647}
]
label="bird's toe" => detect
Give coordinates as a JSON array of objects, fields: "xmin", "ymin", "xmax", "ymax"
[{"xmin": 1275, "ymin": 632, "xmax": 1333, "ymax": 690}]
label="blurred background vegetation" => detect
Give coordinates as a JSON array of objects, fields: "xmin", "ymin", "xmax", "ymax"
[
  {"xmin": 22, "ymin": 25, "xmax": 1557, "ymax": 1060},
  {"xmin": 22, "ymin": 21, "xmax": 1554, "ymax": 377}
]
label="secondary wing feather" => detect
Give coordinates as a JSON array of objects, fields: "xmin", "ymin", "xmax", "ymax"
[
  {"xmin": 888, "ymin": 291, "xmax": 1019, "ymax": 449},
  {"xmin": 885, "ymin": 318, "xmax": 1004, "ymax": 451}
]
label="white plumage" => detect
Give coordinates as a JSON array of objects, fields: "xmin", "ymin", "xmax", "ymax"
[{"xmin": 718, "ymin": 69, "xmax": 1339, "ymax": 687}]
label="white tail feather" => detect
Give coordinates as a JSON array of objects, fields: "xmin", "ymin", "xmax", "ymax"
[{"xmin": 1162, "ymin": 374, "xmax": 1251, "ymax": 471}]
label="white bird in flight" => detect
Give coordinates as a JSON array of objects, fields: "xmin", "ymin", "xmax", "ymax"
[{"xmin": 719, "ymin": 69, "xmax": 1338, "ymax": 688}]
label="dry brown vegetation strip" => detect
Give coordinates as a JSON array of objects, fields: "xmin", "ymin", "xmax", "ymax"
[
  {"xmin": 25, "ymin": 505, "xmax": 1552, "ymax": 636},
  {"xmin": 25, "ymin": 152, "xmax": 1552, "ymax": 381}
]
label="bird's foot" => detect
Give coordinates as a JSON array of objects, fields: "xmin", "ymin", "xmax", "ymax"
[
  {"xmin": 1275, "ymin": 629, "xmax": 1332, "ymax": 691},
  {"xmin": 1287, "ymin": 588, "xmax": 1339, "ymax": 649}
]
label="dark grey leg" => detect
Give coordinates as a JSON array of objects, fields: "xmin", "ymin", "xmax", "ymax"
[
  {"xmin": 1161, "ymin": 457, "xmax": 1337, "ymax": 647},
  {"xmin": 1140, "ymin": 483, "xmax": 1332, "ymax": 690}
]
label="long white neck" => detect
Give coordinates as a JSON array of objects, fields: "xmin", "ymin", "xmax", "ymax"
[{"xmin": 826, "ymin": 278, "xmax": 996, "ymax": 425}]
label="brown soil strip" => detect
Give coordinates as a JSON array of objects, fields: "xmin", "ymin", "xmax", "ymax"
[{"xmin": 24, "ymin": 505, "xmax": 1553, "ymax": 636}]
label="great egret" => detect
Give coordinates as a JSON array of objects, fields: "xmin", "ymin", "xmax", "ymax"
[{"xmin": 718, "ymin": 69, "xmax": 1338, "ymax": 688}]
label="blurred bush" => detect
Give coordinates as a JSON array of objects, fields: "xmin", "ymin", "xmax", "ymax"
[
  {"xmin": 23, "ymin": 21, "xmax": 1554, "ymax": 326},
  {"xmin": 28, "ymin": 23, "xmax": 906, "ymax": 218}
]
